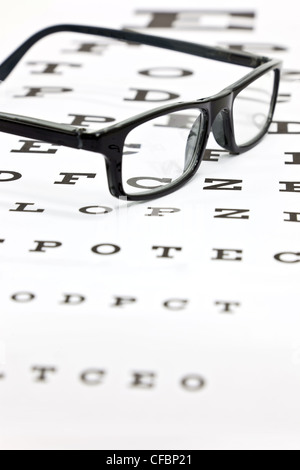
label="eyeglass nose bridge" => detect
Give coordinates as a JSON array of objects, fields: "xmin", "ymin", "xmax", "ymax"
[{"xmin": 211, "ymin": 107, "xmax": 236, "ymax": 152}]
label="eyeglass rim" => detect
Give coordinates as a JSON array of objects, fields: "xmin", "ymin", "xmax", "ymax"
[
  {"xmin": 0, "ymin": 25, "xmax": 282, "ymax": 200},
  {"xmin": 0, "ymin": 24, "xmax": 274, "ymax": 81},
  {"xmin": 97, "ymin": 60, "xmax": 281, "ymax": 200}
]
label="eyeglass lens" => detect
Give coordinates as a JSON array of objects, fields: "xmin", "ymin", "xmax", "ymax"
[
  {"xmin": 122, "ymin": 109, "xmax": 205, "ymax": 195},
  {"xmin": 233, "ymin": 70, "xmax": 275, "ymax": 146},
  {"xmin": 122, "ymin": 70, "xmax": 275, "ymax": 196}
]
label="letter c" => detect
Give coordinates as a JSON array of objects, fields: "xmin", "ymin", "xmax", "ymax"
[
  {"xmin": 274, "ymin": 252, "xmax": 300, "ymax": 263},
  {"xmin": 126, "ymin": 177, "xmax": 172, "ymax": 189}
]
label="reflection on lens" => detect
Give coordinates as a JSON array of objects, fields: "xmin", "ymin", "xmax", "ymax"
[
  {"xmin": 233, "ymin": 71, "xmax": 274, "ymax": 146},
  {"xmin": 122, "ymin": 109, "xmax": 204, "ymax": 196},
  {"xmin": 253, "ymin": 113, "xmax": 268, "ymax": 128}
]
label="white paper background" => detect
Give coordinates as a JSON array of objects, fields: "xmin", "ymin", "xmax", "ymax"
[{"xmin": 0, "ymin": 0, "xmax": 299, "ymax": 450}]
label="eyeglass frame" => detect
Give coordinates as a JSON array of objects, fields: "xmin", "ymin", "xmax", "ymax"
[{"xmin": 0, "ymin": 24, "xmax": 282, "ymax": 201}]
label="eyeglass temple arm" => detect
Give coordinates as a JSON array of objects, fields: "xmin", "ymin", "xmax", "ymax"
[
  {"xmin": 0, "ymin": 24, "xmax": 271, "ymax": 82},
  {"xmin": 0, "ymin": 111, "xmax": 99, "ymax": 151}
]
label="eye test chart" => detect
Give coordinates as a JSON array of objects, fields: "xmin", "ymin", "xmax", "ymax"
[{"xmin": 0, "ymin": 0, "xmax": 299, "ymax": 450}]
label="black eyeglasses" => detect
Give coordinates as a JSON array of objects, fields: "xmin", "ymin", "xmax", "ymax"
[{"xmin": 0, "ymin": 25, "xmax": 281, "ymax": 200}]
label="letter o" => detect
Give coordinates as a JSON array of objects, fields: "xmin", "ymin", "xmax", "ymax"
[
  {"xmin": 181, "ymin": 375, "xmax": 206, "ymax": 391},
  {"xmin": 11, "ymin": 292, "xmax": 35, "ymax": 303},
  {"xmin": 139, "ymin": 67, "xmax": 193, "ymax": 78},
  {"xmin": 91, "ymin": 243, "xmax": 121, "ymax": 255},
  {"xmin": 80, "ymin": 369, "xmax": 105, "ymax": 385},
  {"xmin": 163, "ymin": 299, "xmax": 188, "ymax": 311},
  {"xmin": 79, "ymin": 206, "xmax": 113, "ymax": 215}
]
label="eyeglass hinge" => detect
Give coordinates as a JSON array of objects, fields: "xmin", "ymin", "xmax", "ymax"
[{"xmin": 79, "ymin": 129, "xmax": 104, "ymax": 153}]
